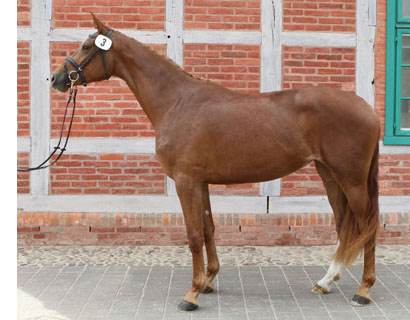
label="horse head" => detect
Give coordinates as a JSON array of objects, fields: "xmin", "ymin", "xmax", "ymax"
[{"xmin": 51, "ymin": 13, "xmax": 116, "ymax": 92}]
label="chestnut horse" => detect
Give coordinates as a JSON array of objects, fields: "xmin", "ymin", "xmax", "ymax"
[{"xmin": 51, "ymin": 15, "xmax": 380, "ymax": 311}]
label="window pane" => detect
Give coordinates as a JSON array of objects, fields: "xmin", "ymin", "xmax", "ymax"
[
  {"xmin": 404, "ymin": 0, "xmax": 410, "ymax": 17},
  {"xmin": 402, "ymin": 67, "xmax": 410, "ymax": 97},
  {"xmin": 402, "ymin": 100, "xmax": 410, "ymax": 129},
  {"xmin": 403, "ymin": 34, "xmax": 410, "ymax": 65}
]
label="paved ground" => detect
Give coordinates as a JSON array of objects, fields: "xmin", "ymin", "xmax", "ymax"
[{"xmin": 18, "ymin": 246, "xmax": 410, "ymax": 320}]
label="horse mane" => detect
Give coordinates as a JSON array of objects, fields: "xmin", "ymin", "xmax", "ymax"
[{"xmin": 116, "ymin": 31, "xmax": 201, "ymax": 81}]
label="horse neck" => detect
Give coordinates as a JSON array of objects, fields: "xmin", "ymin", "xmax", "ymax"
[{"xmin": 112, "ymin": 35, "xmax": 189, "ymax": 128}]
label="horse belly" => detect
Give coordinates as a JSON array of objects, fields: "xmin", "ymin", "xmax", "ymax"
[{"xmin": 204, "ymin": 141, "xmax": 311, "ymax": 184}]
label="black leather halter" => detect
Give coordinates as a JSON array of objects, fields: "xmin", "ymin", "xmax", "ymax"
[{"xmin": 64, "ymin": 29, "xmax": 113, "ymax": 87}]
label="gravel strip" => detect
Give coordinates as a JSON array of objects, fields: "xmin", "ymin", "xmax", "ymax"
[{"xmin": 18, "ymin": 244, "xmax": 410, "ymax": 267}]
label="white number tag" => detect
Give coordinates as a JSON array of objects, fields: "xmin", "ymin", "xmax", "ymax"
[{"xmin": 95, "ymin": 35, "xmax": 112, "ymax": 50}]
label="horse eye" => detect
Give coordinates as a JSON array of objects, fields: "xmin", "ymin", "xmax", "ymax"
[{"xmin": 82, "ymin": 44, "xmax": 91, "ymax": 51}]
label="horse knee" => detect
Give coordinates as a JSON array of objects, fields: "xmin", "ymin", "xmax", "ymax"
[
  {"xmin": 188, "ymin": 232, "xmax": 204, "ymax": 253},
  {"xmin": 203, "ymin": 221, "xmax": 215, "ymax": 239}
]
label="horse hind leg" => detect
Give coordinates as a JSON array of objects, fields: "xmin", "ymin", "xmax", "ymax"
[
  {"xmin": 201, "ymin": 183, "xmax": 220, "ymax": 294},
  {"xmin": 312, "ymin": 161, "xmax": 347, "ymax": 295},
  {"xmin": 342, "ymin": 184, "xmax": 377, "ymax": 307},
  {"xmin": 313, "ymin": 241, "xmax": 343, "ymax": 294},
  {"xmin": 347, "ymin": 143, "xmax": 379, "ymax": 307}
]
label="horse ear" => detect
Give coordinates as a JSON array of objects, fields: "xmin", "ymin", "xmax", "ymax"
[{"xmin": 90, "ymin": 13, "xmax": 109, "ymax": 34}]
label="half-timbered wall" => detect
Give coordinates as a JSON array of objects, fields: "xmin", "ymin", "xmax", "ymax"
[{"xmin": 17, "ymin": 0, "xmax": 410, "ymax": 245}]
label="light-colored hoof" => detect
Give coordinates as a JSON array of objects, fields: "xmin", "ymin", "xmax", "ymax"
[{"xmin": 312, "ymin": 284, "xmax": 330, "ymax": 295}]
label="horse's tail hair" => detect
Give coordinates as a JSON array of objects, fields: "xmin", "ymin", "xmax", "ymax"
[{"xmin": 334, "ymin": 140, "xmax": 379, "ymax": 266}]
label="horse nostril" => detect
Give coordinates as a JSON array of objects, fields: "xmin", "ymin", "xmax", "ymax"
[{"xmin": 51, "ymin": 74, "xmax": 56, "ymax": 84}]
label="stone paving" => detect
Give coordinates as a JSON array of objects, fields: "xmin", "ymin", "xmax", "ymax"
[{"xmin": 18, "ymin": 245, "xmax": 410, "ymax": 320}]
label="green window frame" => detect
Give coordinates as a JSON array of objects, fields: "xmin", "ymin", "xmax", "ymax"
[{"xmin": 385, "ymin": 0, "xmax": 410, "ymax": 145}]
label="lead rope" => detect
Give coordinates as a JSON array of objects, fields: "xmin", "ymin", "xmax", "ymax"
[{"xmin": 17, "ymin": 82, "xmax": 78, "ymax": 172}]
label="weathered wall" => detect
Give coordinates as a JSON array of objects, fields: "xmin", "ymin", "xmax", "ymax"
[{"xmin": 17, "ymin": 0, "xmax": 410, "ymax": 246}]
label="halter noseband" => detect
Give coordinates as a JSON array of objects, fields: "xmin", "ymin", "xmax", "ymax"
[{"xmin": 64, "ymin": 29, "xmax": 113, "ymax": 87}]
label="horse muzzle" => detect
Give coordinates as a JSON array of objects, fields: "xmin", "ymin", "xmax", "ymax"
[{"xmin": 51, "ymin": 71, "xmax": 70, "ymax": 92}]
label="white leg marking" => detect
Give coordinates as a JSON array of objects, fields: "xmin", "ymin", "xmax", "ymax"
[
  {"xmin": 316, "ymin": 260, "xmax": 343, "ymax": 293},
  {"xmin": 316, "ymin": 242, "xmax": 343, "ymax": 293}
]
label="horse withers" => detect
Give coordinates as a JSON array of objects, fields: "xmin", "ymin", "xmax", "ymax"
[{"xmin": 51, "ymin": 14, "xmax": 380, "ymax": 311}]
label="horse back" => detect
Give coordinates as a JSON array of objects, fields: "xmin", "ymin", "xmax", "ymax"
[{"xmin": 155, "ymin": 85, "xmax": 379, "ymax": 184}]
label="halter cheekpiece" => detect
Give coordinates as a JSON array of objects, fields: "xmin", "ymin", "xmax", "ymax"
[{"xmin": 64, "ymin": 29, "xmax": 113, "ymax": 87}]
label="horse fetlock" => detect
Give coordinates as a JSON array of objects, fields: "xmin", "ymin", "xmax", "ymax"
[
  {"xmin": 363, "ymin": 274, "xmax": 376, "ymax": 288},
  {"xmin": 192, "ymin": 273, "xmax": 207, "ymax": 293},
  {"xmin": 207, "ymin": 262, "xmax": 220, "ymax": 277},
  {"xmin": 183, "ymin": 292, "xmax": 199, "ymax": 305},
  {"xmin": 202, "ymin": 269, "xmax": 217, "ymax": 294}
]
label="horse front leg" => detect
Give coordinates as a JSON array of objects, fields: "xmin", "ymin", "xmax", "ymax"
[
  {"xmin": 175, "ymin": 175, "xmax": 206, "ymax": 311},
  {"xmin": 202, "ymin": 183, "xmax": 219, "ymax": 294}
]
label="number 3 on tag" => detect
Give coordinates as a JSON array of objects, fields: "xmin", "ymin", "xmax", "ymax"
[{"xmin": 95, "ymin": 35, "xmax": 112, "ymax": 50}]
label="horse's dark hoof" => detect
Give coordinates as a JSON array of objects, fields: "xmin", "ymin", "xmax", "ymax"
[
  {"xmin": 178, "ymin": 300, "xmax": 198, "ymax": 311},
  {"xmin": 351, "ymin": 294, "xmax": 371, "ymax": 307},
  {"xmin": 202, "ymin": 285, "xmax": 214, "ymax": 294}
]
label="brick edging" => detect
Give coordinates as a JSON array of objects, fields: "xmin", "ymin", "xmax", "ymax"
[{"xmin": 17, "ymin": 212, "xmax": 410, "ymax": 246}]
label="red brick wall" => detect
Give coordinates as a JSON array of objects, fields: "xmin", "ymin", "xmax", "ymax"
[
  {"xmin": 17, "ymin": 41, "xmax": 30, "ymax": 137},
  {"xmin": 52, "ymin": 0, "xmax": 165, "ymax": 29},
  {"xmin": 281, "ymin": 162, "xmax": 325, "ymax": 196},
  {"xmin": 375, "ymin": 0, "xmax": 386, "ymax": 138},
  {"xmin": 18, "ymin": 211, "xmax": 410, "ymax": 246},
  {"xmin": 209, "ymin": 183, "xmax": 259, "ymax": 196},
  {"xmin": 50, "ymin": 42, "xmax": 166, "ymax": 138},
  {"xmin": 379, "ymin": 154, "xmax": 410, "ymax": 196},
  {"xmin": 283, "ymin": 0, "xmax": 356, "ymax": 32},
  {"xmin": 17, "ymin": 153, "xmax": 30, "ymax": 194},
  {"xmin": 282, "ymin": 46, "xmax": 356, "ymax": 91},
  {"xmin": 49, "ymin": 154, "xmax": 166, "ymax": 195},
  {"xmin": 282, "ymin": 155, "xmax": 410, "ymax": 197},
  {"xmin": 17, "ymin": 0, "xmax": 30, "ymax": 27},
  {"xmin": 184, "ymin": 44, "xmax": 260, "ymax": 94},
  {"xmin": 184, "ymin": 0, "xmax": 260, "ymax": 30}
]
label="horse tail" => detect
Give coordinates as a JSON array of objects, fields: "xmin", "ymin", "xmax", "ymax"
[{"xmin": 334, "ymin": 140, "xmax": 379, "ymax": 266}]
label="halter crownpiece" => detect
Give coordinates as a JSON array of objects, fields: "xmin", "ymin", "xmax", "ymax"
[{"xmin": 64, "ymin": 29, "xmax": 113, "ymax": 87}]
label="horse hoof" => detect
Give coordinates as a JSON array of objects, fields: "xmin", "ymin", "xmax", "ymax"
[
  {"xmin": 202, "ymin": 285, "xmax": 214, "ymax": 294},
  {"xmin": 351, "ymin": 294, "xmax": 371, "ymax": 307},
  {"xmin": 178, "ymin": 300, "xmax": 198, "ymax": 311},
  {"xmin": 312, "ymin": 284, "xmax": 329, "ymax": 295}
]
